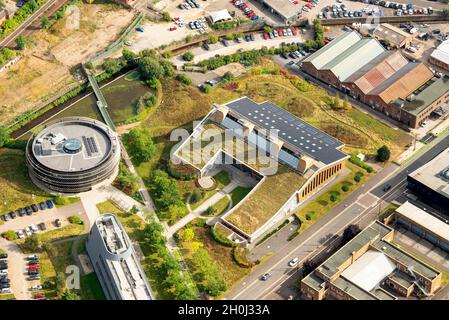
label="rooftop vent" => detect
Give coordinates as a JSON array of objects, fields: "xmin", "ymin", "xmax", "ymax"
[{"xmin": 440, "ymin": 166, "xmax": 449, "ymax": 180}]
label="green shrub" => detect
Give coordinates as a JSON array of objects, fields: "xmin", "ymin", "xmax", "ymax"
[
  {"xmin": 354, "ymin": 174, "xmax": 361, "ymax": 183},
  {"xmin": 1, "ymin": 230, "xmax": 18, "ymax": 241},
  {"xmin": 190, "ymin": 190, "xmax": 202, "ymax": 203},
  {"xmin": 330, "ymin": 194, "xmax": 337, "ymax": 202},
  {"xmin": 377, "ymin": 145, "xmax": 391, "ymax": 162},
  {"xmin": 210, "ymin": 226, "xmax": 234, "ymax": 247},
  {"xmin": 182, "ymin": 51, "xmax": 194, "ymax": 61},
  {"xmin": 305, "ymin": 213, "xmax": 313, "ymax": 220},
  {"xmin": 232, "ymin": 247, "xmax": 258, "ymax": 268},
  {"xmin": 342, "ymin": 184, "xmax": 349, "ymax": 192},
  {"xmin": 349, "ymin": 153, "xmax": 375, "ymax": 173},
  {"xmin": 175, "ymin": 73, "xmax": 192, "ymax": 85},
  {"xmin": 68, "ymin": 216, "xmax": 83, "ymax": 225},
  {"xmin": 205, "ymin": 206, "xmax": 215, "ymax": 215}
]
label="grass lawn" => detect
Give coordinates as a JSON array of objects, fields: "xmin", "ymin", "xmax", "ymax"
[
  {"xmin": 77, "ymin": 235, "xmax": 88, "ymax": 255},
  {"xmin": 0, "ymin": 148, "xmax": 50, "ymax": 213},
  {"xmin": 0, "ymin": 293, "xmax": 15, "ymax": 300},
  {"xmin": 214, "ymin": 170, "xmax": 231, "ymax": 189},
  {"xmin": 206, "ymin": 196, "xmax": 231, "ymax": 217},
  {"xmin": 295, "ymin": 162, "xmax": 374, "ymax": 233},
  {"xmin": 79, "ymin": 273, "xmax": 106, "ymax": 300},
  {"xmin": 229, "ymin": 186, "xmax": 252, "ymax": 207},
  {"xmin": 190, "ymin": 189, "xmax": 218, "ymax": 211},
  {"xmin": 17, "ymin": 223, "xmax": 84, "ymax": 253}
]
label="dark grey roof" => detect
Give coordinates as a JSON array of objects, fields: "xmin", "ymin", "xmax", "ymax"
[{"xmin": 226, "ymin": 97, "xmax": 348, "ymax": 165}]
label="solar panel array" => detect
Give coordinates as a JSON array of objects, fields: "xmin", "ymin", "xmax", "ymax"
[
  {"xmin": 226, "ymin": 98, "xmax": 347, "ymax": 165},
  {"xmin": 82, "ymin": 136, "xmax": 99, "ymax": 156}
]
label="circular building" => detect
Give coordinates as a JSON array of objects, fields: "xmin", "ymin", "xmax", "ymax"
[{"xmin": 26, "ymin": 117, "xmax": 121, "ymax": 194}]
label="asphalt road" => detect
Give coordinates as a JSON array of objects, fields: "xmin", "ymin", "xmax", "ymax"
[{"xmin": 226, "ymin": 131, "xmax": 449, "ymax": 300}]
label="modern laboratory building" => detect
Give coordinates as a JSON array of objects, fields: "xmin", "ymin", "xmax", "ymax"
[
  {"xmin": 25, "ymin": 117, "xmax": 120, "ymax": 194},
  {"xmin": 86, "ymin": 214, "xmax": 155, "ymax": 300}
]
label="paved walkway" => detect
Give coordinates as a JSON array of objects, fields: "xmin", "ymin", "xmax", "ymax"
[{"xmin": 166, "ymin": 181, "xmax": 238, "ymax": 237}]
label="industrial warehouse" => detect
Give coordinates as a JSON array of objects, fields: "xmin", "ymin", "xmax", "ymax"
[
  {"xmin": 301, "ymin": 31, "xmax": 449, "ymax": 128},
  {"xmin": 301, "ymin": 221, "xmax": 442, "ymax": 300},
  {"xmin": 174, "ymin": 97, "xmax": 349, "ymax": 244},
  {"xmin": 25, "ymin": 117, "xmax": 121, "ymax": 194}
]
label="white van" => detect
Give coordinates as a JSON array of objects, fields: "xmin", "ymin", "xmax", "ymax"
[{"xmin": 288, "ymin": 257, "xmax": 299, "ymax": 267}]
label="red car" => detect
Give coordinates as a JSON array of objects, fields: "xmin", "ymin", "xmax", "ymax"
[
  {"xmin": 34, "ymin": 293, "xmax": 45, "ymax": 300},
  {"xmin": 263, "ymin": 32, "xmax": 269, "ymax": 40},
  {"xmin": 241, "ymin": 4, "xmax": 248, "ymax": 10},
  {"xmin": 169, "ymin": 26, "xmax": 177, "ymax": 31},
  {"xmin": 248, "ymin": 12, "xmax": 255, "ymax": 18},
  {"xmin": 29, "ymin": 264, "xmax": 40, "ymax": 270},
  {"xmin": 278, "ymin": 28, "xmax": 283, "ymax": 36},
  {"xmin": 305, "ymin": 3, "xmax": 312, "ymax": 9},
  {"xmin": 291, "ymin": 27, "xmax": 297, "ymax": 36}
]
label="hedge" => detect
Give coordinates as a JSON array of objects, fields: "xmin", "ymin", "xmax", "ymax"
[
  {"xmin": 232, "ymin": 247, "xmax": 258, "ymax": 268},
  {"xmin": 349, "ymin": 153, "xmax": 375, "ymax": 173},
  {"xmin": 210, "ymin": 226, "xmax": 235, "ymax": 248}
]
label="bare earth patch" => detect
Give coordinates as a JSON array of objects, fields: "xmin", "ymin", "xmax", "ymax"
[{"xmin": 0, "ymin": 3, "xmax": 134, "ymax": 126}]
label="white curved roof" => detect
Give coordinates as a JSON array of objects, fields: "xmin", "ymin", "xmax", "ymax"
[{"xmin": 209, "ymin": 9, "xmax": 232, "ymax": 23}]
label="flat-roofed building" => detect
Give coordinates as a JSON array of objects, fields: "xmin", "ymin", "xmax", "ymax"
[
  {"xmin": 407, "ymin": 147, "xmax": 449, "ymax": 213},
  {"xmin": 173, "ymin": 97, "xmax": 348, "ymax": 244},
  {"xmin": 86, "ymin": 214, "xmax": 155, "ymax": 300},
  {"xmin": 372, "ymin": 23, "xmax": 414, "ymax": 48},
  {"xmin": 386, "ymin": 201, "xmax": 449, "ymax": 253},
  {"xmin": 253, "ymin": 0, "xmax": 303, "ymax": 23},
  {"xmin": 429, "ymin": 40, "xmax": 449, "ymax": 72},
  {"xmin": 301, "ymin": 221, "xmax": 442, "ymax": 300}
]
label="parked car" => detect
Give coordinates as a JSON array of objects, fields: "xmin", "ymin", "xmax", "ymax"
[
  {"xmin": 0, "ymin": 288, "xmax": 11, "ymax": 294},
  {"xmin": 383, "ymin": 184, "xmax": 392, "ymax": 192},
  {"xmin": 1, "ymin": 214, "xmax": 10, "ymax": 222},
  {"xmin": 31, "ymin": 204, "xmax": 38, "ymax": 213},
  {"xmin": 24, "ymin": 227, "xmax": 32, "ymax": 237},
  {"xmin": 31, "ymin": 284, "xmax": 42, "ymax": 291},
  {"xmin": 29, "ymin": 274, "xmax": 41, "ymax": 280},
  {"xmin": 25, "ymin": 207, "xmax": 32, "ymax": 216},
  {"xmin": 30, "ymin": 224, "xmax": 38, "ymax": 233},
  {"xmin": 261, "ymin": 272, "xmax": 272, "ymax": 281},
  {"xmin": 18, "ymin": 208, "xmax": 25, "ymax": 217},
  {"xmin": 55, "ymin": 219, "xmax": 62, "ymax": 228},
  {"xmin": 0, "ymin": 254, "xmax": 7, "ymax": 259},
  {"xmin": 46, "ymin": 200, "xmax": 54, "ymax": 209},
  {"xmin": 34, "ymin": 293, "xmax": 45, "ymax": 300},
  {"xmin": 26, "ymin": 255, "xmax": 39, "ymax": 261},
  {"xmin": 38, "ymin": 202, "xmax": 47, "ymax": 210},
  {"xmin": 17, "ymin": 230, "xmax": 24, "ymax": 239}
]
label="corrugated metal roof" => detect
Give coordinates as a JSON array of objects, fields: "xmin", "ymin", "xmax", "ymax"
[
  {"xmin": 369, "ymin": 63, "xmax": 434, "ymax": 104},
  {"xmin": 430, "ymin": 40, "xmax": 449, "ymax": 66},
  {"xmin": 373, "ymin": 23, "xmax": 411, "ymax": 46},
  {"xmin": 303, "ymin": 31, "xmax": 362, "ymax": 69},
  {"xmin": 347, "ymin": 51, "xmax": 408, "ymax": 94},
  {"xmin": 321, "ymin": 38, "xmax": 386, "ymax": 81}
]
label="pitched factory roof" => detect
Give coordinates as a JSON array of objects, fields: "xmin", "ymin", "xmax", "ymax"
[
  {"xmin": 344, "ymin": 51, "xmax": 408, "ymax": 94},
  {"xmin": 303, "ymin": 31, "xmax": 362, "ymax": 70},
  {"xmin": 430, "ymin": 40, "xmax": 449, "ymax": 66},
  {"xmin": 368, "ymin": 62, "xmax": 434, "ymax": 104},
  {"xmin": 373, "ymin": 23, "xmax": 411, "ymax": 47}
]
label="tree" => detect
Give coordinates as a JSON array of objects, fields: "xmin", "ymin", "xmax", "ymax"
[
  {"xmin": 103, "ymin": 58, "xmax": 121, "ymax": 75},
  {"xmin": 1, "ymin": 48, "xmax": 15, "ymax": 61},
  {"xmin": 443, "ymin": 8, "xmax": 449, "ymax": 17},
  {"xmin": 0, "ymin": 126, "xmax": 8, "ymax": 147},
  {"xmin": 330, "ymin": 194, "xmax": 337, "ymax": 202},
  {"xmin": 222, "ymin": 71, "xmax": 234, "ymax": 82},
  {"xmin": 1, "ymin": 230, "xmax": 18, "ymax": 241},
  {"xmin": 122, "ymin": 128, "xmax": 156, "ymax": 165},
  {"xmin": 342, "ymin": 224, "xmax": 361, "ymax": 242},
  {"xmin": 23, "ymin": 234, "xmax": 41, "ymax": 252},
  {"xmin": 138, "ymin": 56, "xmax": 164, "ymax": 80},
  {"xmin": 203, "ymin": 84, "xmax": 212, "ymax": 94},
  {"xmin": 144, "ymin": 222, "xmax": 166, "ymax": 248},
  {"xmin": 183, "ymin": 228, "xmax": 195, "ymax": 242},
  {"xmin": 208, "ymin": 35, "xmax": 218, "ymax": 44},
  {"xmin": 85, "ymin": 61, "xmax": 94, "ymax": 70},
  {"xmin": 263, "ymin": 26, "xmax": 272, "ymax": 34},
  {"xmin": 175, "ymin": 73, "xmax": 192, "ymax": 85},
  {"xmin": 162, "ymin": 11, "xmax": 171, "ymax": 22},
  {"xmin": 41, "ymin": 16, "xmax": 50, "ymax": 29},
  {"xmin": 62, "ymin": 290, "xmax": 80, "ymax": 300},
  {"xmin": 122, "ymin": 47, "xmax": 136, "ymax": 62},
  {"xmin": 182, "ymin": 51, "xmax": 194, "ymax": 61},
  {"xmin": 16, "ymin": 35, "xmax": 26, "ymax": 50},
  {"xmin": 190, "ymin": 190, "xmax": 202, "ymax": 203},
  {"xmin": 376, "ymin": 145, "xmax": 391, "ymax": 162},
  {"xmin": 302, "ymin": 259, "xmax": 317, "ymax": 276}
]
